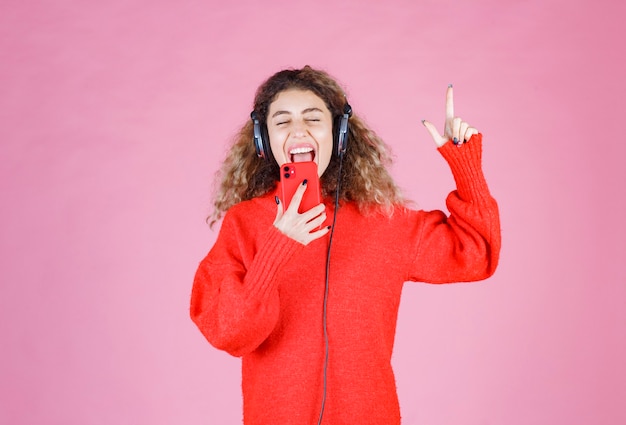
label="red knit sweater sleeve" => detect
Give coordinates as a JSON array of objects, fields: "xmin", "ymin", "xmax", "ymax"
[
  {"xmin": 407, "ymin": 134, "xmax": 501, "ymax": 283},
  {"xmin": 190, "ymin": 208, "xmax": 302, "ymax": 357}
]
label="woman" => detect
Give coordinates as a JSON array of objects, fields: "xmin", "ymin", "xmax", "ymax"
[{"xmin": 190, "ymin": 65, "xmax": 500, "ymax": 424}]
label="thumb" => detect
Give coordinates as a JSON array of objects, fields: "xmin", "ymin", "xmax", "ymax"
[{"xmin": 421, "ymin": 120, "xmax": 446, "ymax": 147}]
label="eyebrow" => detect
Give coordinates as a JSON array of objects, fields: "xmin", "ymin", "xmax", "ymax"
[{"xmin": 271, "ymin": 107, "xmax": 324, "ymax": 118}]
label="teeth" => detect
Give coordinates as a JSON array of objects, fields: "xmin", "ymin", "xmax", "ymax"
[{"xmin": 289, "ymin": 147, "xmax": 313, "ymax": 154}]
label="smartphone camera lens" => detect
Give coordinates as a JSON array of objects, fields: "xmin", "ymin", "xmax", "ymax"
[{"xmin": 284, "ymin": 173, "xmax": 290, "ymax": 178}]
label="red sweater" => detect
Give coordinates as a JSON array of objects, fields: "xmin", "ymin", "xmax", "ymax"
[{"xmin": 191, "ymin": 135, "xmax": 500, "ymax": 424}]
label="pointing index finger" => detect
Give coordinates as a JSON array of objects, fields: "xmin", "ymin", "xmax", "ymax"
[{"xmin": 446, "ymin": 84, "xmax": 454, "ymax": 121}]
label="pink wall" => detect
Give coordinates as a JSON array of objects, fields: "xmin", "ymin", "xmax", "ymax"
[{"xmin": 1, "ymin": 0, "xmax": 624, "ymax": 423}]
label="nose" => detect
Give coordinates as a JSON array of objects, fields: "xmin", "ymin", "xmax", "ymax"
[{"xmin": 292, "ymin": 120, "xmax": 307, "ymax": 137}]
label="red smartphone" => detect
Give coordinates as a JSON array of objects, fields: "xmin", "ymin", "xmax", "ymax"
[{"xmin": 279, "ymin": 161, "xmax": 322, "ymax": 214}]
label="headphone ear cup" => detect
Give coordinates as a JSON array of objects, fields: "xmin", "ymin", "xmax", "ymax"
[
  {"xmin": 335, "ymin": 104, "xmax": 352, "ymax": 156},
  {"xmin": 251, "ymin": 111, "xmax": 271, "ymax": 161},
  {"xmin": 333, "ymin": 116, "xmax": 341, "ymax": 156}
]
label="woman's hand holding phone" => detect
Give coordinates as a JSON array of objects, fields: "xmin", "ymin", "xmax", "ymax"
[{"xmin": 273, "ymin": 180, "xmax": 330, "ymax": 245}]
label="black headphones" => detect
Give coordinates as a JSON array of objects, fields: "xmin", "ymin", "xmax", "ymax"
[{"xmin": 251, "ymin": 103, "xmax": 353, "ymax": 161}]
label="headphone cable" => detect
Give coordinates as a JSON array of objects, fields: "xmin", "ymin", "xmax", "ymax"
[{"xmin": 317, "ymin": 151, "xmax": 345, "ymax": 425}]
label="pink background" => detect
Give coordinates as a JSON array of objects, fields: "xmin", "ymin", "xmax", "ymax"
[{"xmin": 1, "ymin": 0, "xmax": 625, "ymax": 424}]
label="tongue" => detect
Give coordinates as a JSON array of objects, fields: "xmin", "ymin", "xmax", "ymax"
[{"xmin": 292, "ymin": 152, "xmax": 313, "ymax": 162}]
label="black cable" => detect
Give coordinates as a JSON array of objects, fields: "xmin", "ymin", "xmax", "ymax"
[{"xmin": 316, "ymin": 151, "xmax": 345, "ymax": 425}]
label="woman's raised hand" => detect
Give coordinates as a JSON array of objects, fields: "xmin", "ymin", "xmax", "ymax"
[{"xmin": 422, "ymin": 85, "xmax": 478, "ymax": 148}]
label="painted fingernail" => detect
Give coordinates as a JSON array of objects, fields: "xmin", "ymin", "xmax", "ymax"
[
  {"xmin": 421, "ymin": 119, "xmax": 426, "ymax": 125},
  {"xmin": 448, "ymin": 83, "xmax": 453, "ymax": 88},
  {"xmin": 302, "ymin": 179, "xmax": 308, "ymax": 185},
  {"xmin": 327, "ymin": 225, "xmax": 332, "ymax": 230},
  {"xmin": 275, "ymin": 196, "xmax": 280, "ymax": 204},
  {"xmin": 453, "ymin": 137, "xmax": 459, "ymax": 145}
]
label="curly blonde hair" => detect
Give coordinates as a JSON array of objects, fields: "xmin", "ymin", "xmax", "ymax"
[{"xmin": 208, "ymin": 66, "xmax": 405, "ymax": 227}]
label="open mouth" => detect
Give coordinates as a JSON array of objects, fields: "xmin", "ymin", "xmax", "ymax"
[{"xmin": 289, "ymin": 146, "xmax": 316, "ymax": 163}]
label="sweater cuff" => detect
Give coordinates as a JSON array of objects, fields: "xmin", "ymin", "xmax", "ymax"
[
  {"xmin": 244, "ymin": 225, "xmax": 302, "ymax": 301},
  {"xmin": 437, "ymin": 133, "xmax": 492, "ymax": 203}
]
